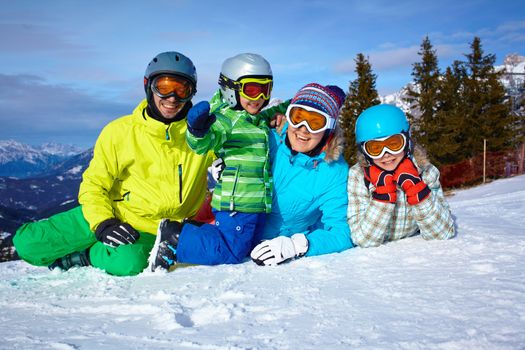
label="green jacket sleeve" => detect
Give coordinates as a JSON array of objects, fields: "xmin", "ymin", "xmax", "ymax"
[{"xmin": 185, "ymin": 113, "xmax": 233, "ymax": 154}]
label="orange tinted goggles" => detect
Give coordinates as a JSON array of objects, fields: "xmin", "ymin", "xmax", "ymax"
[
  {"xmin": 286, "ymin": 104, "xmax": 334, "ymax": 133},
  {"xmin": 151, "ymin": 75, "xmax": 194, "ymax": 101},
  {"xmin": 363, "ymin": 133, "xmax": 406, "ymax": 159}
]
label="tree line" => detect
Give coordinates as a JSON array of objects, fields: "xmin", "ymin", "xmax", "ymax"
[{"xmin": 340, "ymin": 36, "xmax": 525, "ymax": 168}]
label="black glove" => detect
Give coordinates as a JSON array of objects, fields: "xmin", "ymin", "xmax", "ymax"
[
  {"xmin": 187, "ymin": 101, "xmax": 216, "ymax": 137},
  {"xmin": 95, "ymin": 218, "xmax": 140, "ymax": 248}
]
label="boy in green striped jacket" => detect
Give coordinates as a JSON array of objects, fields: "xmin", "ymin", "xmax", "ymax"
[{"xmin": 149, "ymin": 53, "xmax": 288, "ymax": 270}]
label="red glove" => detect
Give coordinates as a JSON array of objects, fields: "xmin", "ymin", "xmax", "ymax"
[
  {"xmin": 363, "ymin": 165, "xmax": 397, "ymax": 204},
  {"xmin": 393, "ymin": 158, "xmax": 431, "ymax": 205}
]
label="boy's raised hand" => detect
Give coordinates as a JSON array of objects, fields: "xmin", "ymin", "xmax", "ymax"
[{"xmin": 187, "ymin": 101, "xmax": 216, "ymax": 137}]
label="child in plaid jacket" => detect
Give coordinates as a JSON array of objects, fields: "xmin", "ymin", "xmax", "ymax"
[{"xmin": 347, "ymin": 104, "xmax": 455, "ymax": 247}]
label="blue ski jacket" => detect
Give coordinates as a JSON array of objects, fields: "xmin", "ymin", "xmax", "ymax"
[{"xmin": 262, "ymin": 124, "xmax": 354, "ymax": 256}]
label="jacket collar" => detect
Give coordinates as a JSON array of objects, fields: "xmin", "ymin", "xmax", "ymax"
[{"xmin": 133, "ymin": 99, "xmax": 187, "ymax": 140}]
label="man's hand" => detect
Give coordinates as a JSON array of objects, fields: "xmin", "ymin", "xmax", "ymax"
[
  {"xmin": 250, "ymin": 234, "xmax": 309, "ymax": 266},
  {"xmin": 95, "ymin": 219, "xmax": 140, "ymax": 248},
  {"xmin": 269, "ymin": 113, "xmax": 285, "ymax": 128},
  {"xmin": 210, "ymin": 158, "xmax": 225, "ymax": 182}
]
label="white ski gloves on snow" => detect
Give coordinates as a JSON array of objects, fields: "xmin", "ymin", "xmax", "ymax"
[{"xmin": 250, "ymin": 234, "xmax": 309, "ymax": 266}]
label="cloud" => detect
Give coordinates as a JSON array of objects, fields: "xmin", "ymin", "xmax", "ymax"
[
  {"xmin": 334, "ymin": 46, "xmax": 419, "ymax": 73},
  {"xmin": 0, "ymin": 23, "xmax": 87, "ymax": 53},
  {"xmin": 0, "ymin": 73, "xmax": 132, "ymax": 147}
]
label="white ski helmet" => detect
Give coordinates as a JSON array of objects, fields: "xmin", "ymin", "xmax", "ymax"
[{"xmin": 218, "ymin": 53, "xmax": 272, "ymax": 108}]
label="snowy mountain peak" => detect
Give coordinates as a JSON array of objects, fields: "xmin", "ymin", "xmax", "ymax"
[
  {"xmin": 0, "ymin": 140, "xmax": 85, "ymax": 178},
  {"xmin": 0, "ymin": 140, "xmax": 83, "ymax": 164},
  {"xmin": 40, "ymin": 142, "xmax": 83, "ymax": 157}
]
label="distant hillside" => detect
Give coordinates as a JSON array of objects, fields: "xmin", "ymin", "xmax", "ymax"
[
  {"xmin": 0, "ymin": 140, "xmax": 84, "ymax": 178},
  {"xmin": 0, "ymin": 147, "xmax": 92, "ymax": 234}
]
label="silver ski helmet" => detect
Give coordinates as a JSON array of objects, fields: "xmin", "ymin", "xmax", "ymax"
[
  {"xmin": 144, "ymin": 51, "xmax": 197, "ymax": 102},
  {"xmin": 218, "ymin": 53, "xmax": 272, "ymax": 108}
]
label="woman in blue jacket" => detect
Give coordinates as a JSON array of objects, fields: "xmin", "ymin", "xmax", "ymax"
[{"xmin": 250, "ymin": 83, "xmax": 354, "ymax": 266}]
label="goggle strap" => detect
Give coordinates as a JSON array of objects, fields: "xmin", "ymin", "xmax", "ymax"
[{"xmin": 218, "ymin": 73, "xmax": 241, "ymax": 90}]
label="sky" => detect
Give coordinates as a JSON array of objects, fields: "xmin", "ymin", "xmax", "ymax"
[
  {"xmin": 1, "ymin": 175, "xmax": 524, "ymax": 349},
  {"xmin": 1, "ymin": 0, "xmax": 524, "ymax": 148}
]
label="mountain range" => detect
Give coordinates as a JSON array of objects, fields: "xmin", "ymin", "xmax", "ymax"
[
  {"xmin": 0, "ymin": 144, "xmax": 92, "ymax": 233},
  {"xmin": 0, "ymin": 140, "xmax": 84, "ymax": 178}
]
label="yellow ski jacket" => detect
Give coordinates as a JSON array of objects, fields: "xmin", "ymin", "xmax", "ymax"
[{"xmin": 79, "ymin": 99, "xmax": 214, "ymax": 234}]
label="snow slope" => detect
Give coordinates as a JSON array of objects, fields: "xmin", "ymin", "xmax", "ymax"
[{"xmin": 1, "ymin": 175, "xmax": 524, "ymax": 350}]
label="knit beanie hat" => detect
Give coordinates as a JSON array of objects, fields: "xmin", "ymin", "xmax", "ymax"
[{"xmin": 290, "ymin": 83, "xmax": 346, "ymax": 129}]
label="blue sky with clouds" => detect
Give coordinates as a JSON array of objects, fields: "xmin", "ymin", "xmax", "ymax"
[{"xmin": 1, "ymin": 0, "xmax": 523, "ymax": 148}]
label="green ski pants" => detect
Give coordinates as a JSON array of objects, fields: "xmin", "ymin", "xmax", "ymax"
[{"xmin": 13, "ymin": 206, "xmax": 156, "ymax": 276}]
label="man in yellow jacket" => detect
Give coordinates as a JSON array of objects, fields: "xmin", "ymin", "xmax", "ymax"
[{"xmin": 13, "ymin": 52, "xmax": 214, "ymax": 276}]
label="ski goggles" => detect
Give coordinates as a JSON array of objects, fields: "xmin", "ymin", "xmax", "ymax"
[
  {"xmin": 219, "ymin": 74, "xmax": 273, "ymax": 101},
  {"xmin": 362, "ymin": 133, "xmax": 407, "ymax": 159},
  {"xmin": 285, "ymin": 104, "xmax": 335, "ymax": 134},
  {"xmin": 151, "ymin": 74, "xmax": 194, "ymax": 101}
]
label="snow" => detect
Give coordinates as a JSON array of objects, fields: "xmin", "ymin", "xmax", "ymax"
[
  {"xmin": 65, "ymin": 165, "xmax": 83, "ymax": 175},
  {"xmin": 1, "ymin": 175, "xmax": 524, "ymax": 350}
]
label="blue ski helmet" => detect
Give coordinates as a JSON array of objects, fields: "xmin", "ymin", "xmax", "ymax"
[
  {"xmin": 355, "ymin": 104, "xmax": 410, "ymax": 143},
  {"xmin": 144, "ymin": 51, "xmax": 197, "ymax": 101}
]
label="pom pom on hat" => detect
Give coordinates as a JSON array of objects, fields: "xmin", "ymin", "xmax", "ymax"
[{"xmin": 290, "ymin": 83, "xmax": 346, "ymax": 127}]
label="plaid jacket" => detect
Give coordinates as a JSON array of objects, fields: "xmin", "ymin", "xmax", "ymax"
[{"xmin": 346, "ymin": 155, "xmax": 455, "ymax": 247}]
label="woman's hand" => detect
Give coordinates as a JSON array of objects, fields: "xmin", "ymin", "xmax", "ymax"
[{"xmin": 250, "ymin": 234, "xmax": 309, "ymax": 266}]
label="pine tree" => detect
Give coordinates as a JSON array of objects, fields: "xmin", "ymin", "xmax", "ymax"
[
  {"xmin": 460, "ymin": 37, "xmax": 513, "ymax": 158},
  {"xmin": 406, "ymin": 36, "xmax": 441, "ymax": 148},
  {"xmin": 340, "ymin": 53, "xmax": 380, "ymax": 164},
  {"xmin": 512, "ymin": 78, "xmax": 525, "ymax": 145},
  {"xmin": 431, "ymin": 62, "xmax": 466, "ymax": 165}
]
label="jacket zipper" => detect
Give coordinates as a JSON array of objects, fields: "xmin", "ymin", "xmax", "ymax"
[
  {"xmin": 230, "ymin": 166, "xmax": 240, "ymax": 211},
  {"xmin": 178, "ymin": 164, "xmax": 183, "ymax": 203}
]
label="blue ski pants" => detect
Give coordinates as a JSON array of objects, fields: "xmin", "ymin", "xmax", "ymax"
[{"xmin": 176, "ymin": 210, "xmax": 265, "ymax": 265}]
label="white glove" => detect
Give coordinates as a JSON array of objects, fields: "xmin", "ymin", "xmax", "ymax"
[
  {"xmin": 210, "ymin": 158, "xmax": 225, "ymax": 182},
  {"xmin": 250, "ymin": 234, "xmax": 309, "ymax": 266}
]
